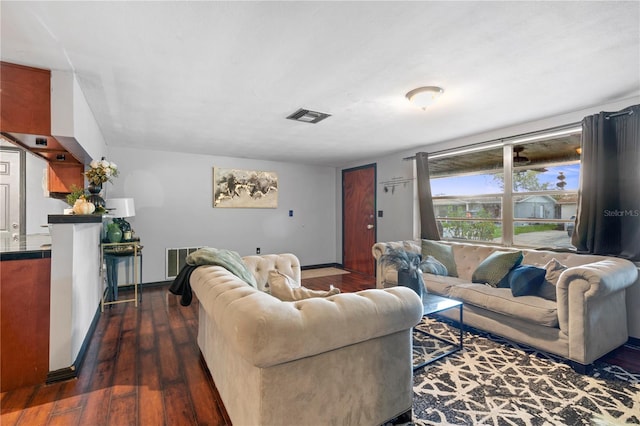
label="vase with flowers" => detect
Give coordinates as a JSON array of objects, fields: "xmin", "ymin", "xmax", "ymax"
[
  {"xmin": 84, "ymin": 158, "xmax": 118, "ymax": 210},
  {"xmin": 379, "ymin": 247, "xmax": 426, "ymax": 311}
]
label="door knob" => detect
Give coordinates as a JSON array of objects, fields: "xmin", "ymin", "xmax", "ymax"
[{"xmin": 367, "ymin": 224, "xmax": 375, "ymax": 229}]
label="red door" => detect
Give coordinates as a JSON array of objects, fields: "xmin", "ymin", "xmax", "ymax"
[{"xmin": 342, "ymin": 164, "xmax": 376, "ymax": 276}]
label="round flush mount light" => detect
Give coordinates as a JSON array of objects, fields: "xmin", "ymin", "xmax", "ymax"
[{"xmin": 405, "ymin": 86, "xmax": 444, "ymax": 110}]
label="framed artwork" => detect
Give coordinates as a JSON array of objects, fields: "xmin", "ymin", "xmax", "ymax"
[{"xmin": 213, "ymin": 167, "xmax": 278, "ymax": 208}]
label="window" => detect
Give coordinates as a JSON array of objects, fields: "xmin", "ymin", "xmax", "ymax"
[{"xmin": 428, "ymin": 127, "xmax": 581, "ymax": 248}]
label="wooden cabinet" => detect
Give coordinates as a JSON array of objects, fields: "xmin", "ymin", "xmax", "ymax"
[
  {"xmin": 0, "ymin": 255, "xmax": 51, "ymax": 391},
  {"xmin": 1, "ymin": 62, "xmax": 84, "ymax": 194},
  {"xmin": 0, "ymin": 62, "xmax": 51, "ymax": 135},
  {"xmin": 48, "ymin": 162, "xmax": 84, "ymax": 193}
]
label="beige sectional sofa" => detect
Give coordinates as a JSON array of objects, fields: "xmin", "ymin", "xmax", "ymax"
[
  {"xmin": 373, "ymin": 240, "xmax": 638, "ymax": 372},
  {"xmin": 190, "ymin": 253, "xmax": 423, "ymax": 426}
]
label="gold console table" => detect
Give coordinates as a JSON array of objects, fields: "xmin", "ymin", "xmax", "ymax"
[{"xmin": 100, "ymin": 241, "xmax": 142, "ymax": 312}]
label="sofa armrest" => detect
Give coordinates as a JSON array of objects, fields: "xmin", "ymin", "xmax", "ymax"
[
  {"xmin": 556, "ymin": 258, "xmax": 638, "ymax": 364},
  {"xmin": 191, "ymin": 265, "xmax": 423, "ymax": 368},
  {"xmin": 558, "ymin": 259, "xmax": 638, "ymax": 298},
  {"xmin": 372, "ymin": 241, "xmax": 415, "ymax": 289}
]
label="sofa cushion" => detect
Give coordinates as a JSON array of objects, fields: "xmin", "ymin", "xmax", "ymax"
[
  {"xmin": 422, "ymin": 274, "xmax": 468, "ymax": 296},
  {"xmin": 421, "ymin": 239, "xmax": 458, "ymax": 277},
  {"xmin": 448, "ymin": 284, "xmax": 559, "ymax": 327},
  {"xmin": 502, "ymin": 265, "xmax": 546, "ymax": 297},
  {"xmin": 267, "ymin": 270, "xmax": 340, "ymax": 301},
  {"xmin": 472, "ymin": 250, "xmax": 523, "ymax": 287}
]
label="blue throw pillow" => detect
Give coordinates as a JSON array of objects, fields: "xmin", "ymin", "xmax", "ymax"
[{"xmin": 504, "ymin": 265, "xmax": 546, "ymax": 297}]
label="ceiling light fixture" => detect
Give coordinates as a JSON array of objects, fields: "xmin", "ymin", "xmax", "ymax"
[{"xmin": 405, "ymin": 86, "xmax": 444, "ymax": 110}]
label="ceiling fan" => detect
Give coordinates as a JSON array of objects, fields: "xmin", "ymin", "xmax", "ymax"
[{"xmin": 513, "ymin": 146, "xmax": 531, "ymax": 166}]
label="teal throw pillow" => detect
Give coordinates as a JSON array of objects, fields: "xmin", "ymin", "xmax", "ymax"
[
  {"xmin": 421, "ymin": 240, "xmax": 458, "ymax": 277},
  {"xmin": 502, "ymin": 265, "xmax": 546, "ymax": 297},
  {"xmin": 472, "ymin": 250, "xmax": 523, "ymax": 287},
  {"xmin": 419, "ymin": 255, "xmax": 448, "ymax": 276}
]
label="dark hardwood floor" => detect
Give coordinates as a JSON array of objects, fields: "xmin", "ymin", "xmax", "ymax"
[{"xmin": 1, "ymin": 270, "xmax": 638, "ymax": 426}]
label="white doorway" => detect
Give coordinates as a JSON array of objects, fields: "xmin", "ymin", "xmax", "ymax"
[{"xmin": 0, "ymin": 146, "xmax": 25, "ymax": 240}]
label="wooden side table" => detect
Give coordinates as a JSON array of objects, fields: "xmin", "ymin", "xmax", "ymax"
[{"xmin": 101, "ymin": 241, "xmax": 142, "ymax": 311}]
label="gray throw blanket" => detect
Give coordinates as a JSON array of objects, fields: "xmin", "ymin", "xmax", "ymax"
[
  {"xmin": 186, "ymin": 247, "xmax": 257, "ymax": 288},
  {"xmin": 169, "ymin": 247, "xmax": 257, "ymax": 306}
]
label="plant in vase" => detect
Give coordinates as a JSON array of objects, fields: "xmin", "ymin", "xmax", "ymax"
[
  {"xmin": 84, "ymin": 159, "xmax": 118, "ymax": 211},
  {"xmin": 66, "ymin": 185, "xmax": 87, "ymax": 207},
  {"xmin": 379, "ymin": 247, "xmax": 426, "ymax": 306}
]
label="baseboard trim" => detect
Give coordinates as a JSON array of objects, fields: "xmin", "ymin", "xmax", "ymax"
[
  {"xmin": 627, "ymin": 337, "xmax": 640, "ymax": 348},
  {"xmin": 118, "ymin": 280, "xmax": 172, "ymax": 291},
  {"xmin": 46, "ymin": 366, "xmax": 76, "ymax": 384},
  {"xmin": 301, "ymin": 263, "xmax": 343, "ymax": 270}
]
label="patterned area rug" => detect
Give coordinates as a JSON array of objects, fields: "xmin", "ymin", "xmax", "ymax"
[{"xmin": 410, "ymin": 318, "xmax": 640, "ymax": 426}]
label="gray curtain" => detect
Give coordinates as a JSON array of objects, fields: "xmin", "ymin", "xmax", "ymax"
[
  {"xmin": 572, "ymin": 104, "xmax": 640, "ymax": 261},
  {"xmin": 415, "ymin": 151, "xmax": 441, "ymax": 240}
]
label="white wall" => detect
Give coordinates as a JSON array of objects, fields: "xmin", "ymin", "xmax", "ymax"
[
  {"xmin": 107, "ymin": 146, "xmax": 337, "ymax": 283},
  {"xmin": 51, "ymin": 71, "xmax": 106, "ymax": 163},
  {"xmin": 49, "ymin": 222, "xmax": 102, "ymax": 371},
  {"xmin": 25, "ymin": 153, "xmax": 67, "ymax": 233}
]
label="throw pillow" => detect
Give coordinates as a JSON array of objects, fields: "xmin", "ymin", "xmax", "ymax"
[
  {"xmin": 419, "ymin": 255, "xmax": 448, "ymax": 276},
  {"xmin": 472, "ymin": 250, "xmax": 523, "ymax": 287},
  {"xmin": 502, "ymin": 265, "xmax": 546, "ymax": 297},
  {"xmin": 543, "ymin": 258, "xmax": 568, "ymax": 285},
  {"xmin": 421, "ymin": 240, "xmax": 458, "ymax": 277},
  {"xmin": 536, "ymin": 258, "xmax": 568, "ymax": 301},
  {"xmin": 267, "ymin": 270, "xmax": 340, "ymax": 302}
]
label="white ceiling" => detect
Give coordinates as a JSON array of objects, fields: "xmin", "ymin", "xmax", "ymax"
[{"xmin": 1, "ymin": 1, "xmax": 639, "ymax": 167}]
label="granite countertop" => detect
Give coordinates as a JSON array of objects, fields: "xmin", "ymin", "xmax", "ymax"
[{"xmin": 0, "ymin": 233, "xmax": 52, "ymax": 260}]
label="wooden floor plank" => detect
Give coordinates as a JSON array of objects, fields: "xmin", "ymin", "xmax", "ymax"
[
  {"xmin": 108, "ymin": 393, "xmax": 138, "ymax": 426},
  {"xmin": 77, "ymin": 388, "xmax": 111, "ymax": 426},
  {"xmin": 47, "ymin": 408, "xmax": 81, "ymax": 426},
  {"xmin": 0, "ymin": 385, "xmax": 37, "ymax": 425},
  {"xmin": 163, "ymin": 382, "xmax": 197, "ymax": 426},
  {"xmin": 14, "ymin": 383, "xmax": 58, "ymax": 426},
  {"xmin": 111, "ymin": 328, "xmax": 138, "ymax": 398},
  {"xmin": 137, "ymin": 351, "xmax": 165, "ymax": 426},
  {"xmin": 178, "ymin": 343, "xmax": 224, "ymax": 425}
]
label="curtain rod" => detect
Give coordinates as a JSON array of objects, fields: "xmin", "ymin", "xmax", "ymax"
[
  {"xmin": 606, "ymin": 109, "xmax": 634, "ymax": 119},
  {"xmin": 402, "ymin": 121, "xmax": 581, "ymax": 161}
]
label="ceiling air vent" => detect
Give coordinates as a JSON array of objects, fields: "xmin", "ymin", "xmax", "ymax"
[{"xmin": 286, "ymin": 108, "xmax": 331, "ymax": 124}]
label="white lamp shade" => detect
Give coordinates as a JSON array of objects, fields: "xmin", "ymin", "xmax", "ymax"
[{"xmin": 106, "ymin": 198, "xmax": 136, "ymax": 217}]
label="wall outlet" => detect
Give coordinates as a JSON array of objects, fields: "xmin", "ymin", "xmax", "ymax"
[{"xmin": 256, "ymin": 247, "xmax": 260, "ymax": 254}]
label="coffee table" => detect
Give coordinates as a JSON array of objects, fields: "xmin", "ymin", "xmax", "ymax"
[{"xmin": 413, "ymin": 293, "xmax": 464, "ymax": 371}]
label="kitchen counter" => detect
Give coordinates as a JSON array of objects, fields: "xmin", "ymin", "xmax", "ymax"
[{"xmin": 0, "ymin": 233, "xmax": 51, "ymax": 261}]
